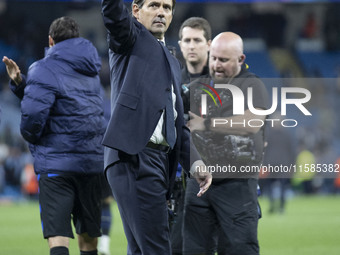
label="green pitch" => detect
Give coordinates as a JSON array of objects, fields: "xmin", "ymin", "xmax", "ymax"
[
  {"xmin": 0, "ymin": 195, "xmax": 339, "ymax": 254},
  {"xmin": 258, "ymin": 195, "xmax": 340, "ymax": 255},
  {"xmin": 0, "ymin": 200, "xmax": 127, "ymax": 254}
]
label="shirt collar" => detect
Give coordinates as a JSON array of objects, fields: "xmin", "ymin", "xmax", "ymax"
[{"xmin": 158, "ymin": 39, "xmax": 166, "ymax": 46}]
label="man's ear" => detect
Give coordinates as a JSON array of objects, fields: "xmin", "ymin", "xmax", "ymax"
[
  {"xmin": 49, "ymin": 36, "xmax": 55, "ymax": 48},
  {"xmin": 132, "ymin": 4, "xmax": 139, "ymax": 19},
  {"xmin": 238, "ymin": 54, "xmax": 246, "ymax": 64},
  {"xmin": 207, "ymin": 40, "xmax": 212, "ymax": 51}
]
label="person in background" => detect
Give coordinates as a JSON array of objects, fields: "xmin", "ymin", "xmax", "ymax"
[
  {"xmin": 262, "ymin": 113, "xmax": 296, "ymax": 214},
  {"xmin": 3, "ymin": 16, "xmax": 106, "ymax": 255},
  {"xmin": 178, "ymin": 17, "xmax": 211, "ymax": 84},
  {"xmin": 170, "ymin": 16, "xmax": 212, "ymax": 255},
  {"xmin": 183, "ymin": 32, "xmax": 269, "ymax": 255},
  {"xmin": 98, "ymin": 180, "xmax": 114, "ymax": 255}
]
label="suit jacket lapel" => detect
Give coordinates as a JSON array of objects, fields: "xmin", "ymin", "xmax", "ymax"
[
  {"xmin": 159, "ymin": 44, "xmax": 184, "ymax": 134},
  {"xmin": 160, "ymin": 44, "xmax": 181, "ymax": 94}
]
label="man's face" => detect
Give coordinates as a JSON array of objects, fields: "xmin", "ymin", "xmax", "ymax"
[
  {"xmin": 133, "ymin": 0, "xmax": 173, "ymax": 40},
  {"xmin": 179, "ymin": 27, "xmax": 210, "ymax": 65},
  {"xmin": 209, "ymin": 42, "xmax": 243, "ymax": 80}
]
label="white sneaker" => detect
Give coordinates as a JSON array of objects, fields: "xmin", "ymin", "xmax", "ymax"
[{"xmin": 98, "ymin": 235, "xmax": 111, "ymax": 255}]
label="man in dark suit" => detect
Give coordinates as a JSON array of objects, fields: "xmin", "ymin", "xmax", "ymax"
[{"xmin": 101, "ymin": 0, "xmax": 212, "ymax": 254}]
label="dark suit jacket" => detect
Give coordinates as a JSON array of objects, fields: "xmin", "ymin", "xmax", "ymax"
[{"xmin": 101, "ymin": 0, "xmax": 200, "ymax": 185}]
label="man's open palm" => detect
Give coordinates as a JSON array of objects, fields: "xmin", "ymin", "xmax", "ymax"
[{"xmin": 2, "ymin": 56, "xmax": 22, "ymax": 85}]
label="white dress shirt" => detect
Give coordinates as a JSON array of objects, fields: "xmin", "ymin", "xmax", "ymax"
[{"xmin": 150, "ymin": 86, "xmax": 177, "ymax": 145}]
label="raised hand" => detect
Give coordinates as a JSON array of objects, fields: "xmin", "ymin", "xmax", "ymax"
[{"xmin": 2, "ymin": 56, "xmax": 22, "ymax": 86}]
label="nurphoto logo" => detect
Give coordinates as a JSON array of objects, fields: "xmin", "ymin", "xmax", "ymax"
[{"xmin": 200, "ymin": 83, "xmax": 312, "ymax": 128}]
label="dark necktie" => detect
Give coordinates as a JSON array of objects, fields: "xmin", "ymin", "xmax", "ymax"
[
  {"xmin": 165, "ymin": 88, "xmax": 176, "ymax": 148},
  {"xmin": 159, "ymin": 40, "xmax": 176, "ymax": 148}
]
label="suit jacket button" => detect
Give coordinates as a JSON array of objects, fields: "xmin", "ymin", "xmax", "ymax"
[{"xmin": 166, "ymin": 88, "xmax": 171, "ymax": 92}]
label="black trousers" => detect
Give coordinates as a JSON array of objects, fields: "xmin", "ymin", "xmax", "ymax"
[
  {"xmin": 183, "ymin": 178, "xmax": 259, "ymax": 255},
  {"xmin": 106, "ymin": 147, "xmax": 171, "ymax": 255}
]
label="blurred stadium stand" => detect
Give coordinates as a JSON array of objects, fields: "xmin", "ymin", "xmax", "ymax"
[
  {"xmin": 245, "ymin": 51, "xmax": 280, "ymax": 78},
  {"xmin": 0, "ymin": 41, "xmax": 20, "ymax": 76},
  {"xmin": 296, "ymin": 51, "xmax": 340, "ymax": 78}
]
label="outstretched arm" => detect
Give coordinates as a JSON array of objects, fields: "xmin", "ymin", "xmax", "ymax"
[{"xmin": 101, "ymin": 0, "xmax": 136, "ymax": 53}]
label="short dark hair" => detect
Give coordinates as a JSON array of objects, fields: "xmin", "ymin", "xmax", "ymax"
[
  {"xmin": 178, "ymin": 17, "xmax": 211, "ymax": 42},
  {"xmin": 132, "ymin": 0, "xmax": 176, "ymax": 14},
  {"xmin": 49, "ymin": 16, "xmax": 80, "ymax": 44}
]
